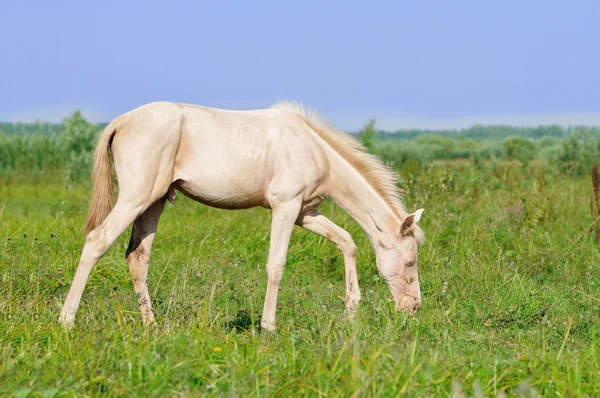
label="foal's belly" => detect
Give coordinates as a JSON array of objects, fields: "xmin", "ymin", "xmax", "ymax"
[
  {"xmin": 173, "ymin": 148, "xmax": 273, "ymax": 209},
  {"xmin": 174, "ymin": 177, "xmax": 268, "ymax": 210}
]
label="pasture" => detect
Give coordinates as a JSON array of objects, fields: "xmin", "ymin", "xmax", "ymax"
[{"xmin": 1, "ymin": 161, "xmax": 599, "ymax": 396}]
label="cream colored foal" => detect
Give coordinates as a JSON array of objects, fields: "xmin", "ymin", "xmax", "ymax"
[{"xmin": 59, "ymin": 101, "xmax": 425, "ymax": 331}]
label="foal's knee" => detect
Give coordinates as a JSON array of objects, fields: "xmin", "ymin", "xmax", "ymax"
[
  {"xmin": 345, "ymin": 240, "xmax": 358, "ymax": 259},
  {"xmin": 265, "ymin": 260, "xmax": 285, "ymax": 284},
  {"xmin": 337, "ymin": 231, "xmax": 357, "ymax": 259}
]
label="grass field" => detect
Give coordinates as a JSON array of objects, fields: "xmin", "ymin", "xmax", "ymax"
[{"xmin": 1, "ymin": 163, "xmax": 600, "ymax": 396}]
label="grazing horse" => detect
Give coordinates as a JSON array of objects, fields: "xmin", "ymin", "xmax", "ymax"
[{"xmin": 59, "ymin": 101, "xmax": 425, "ymax": 331}]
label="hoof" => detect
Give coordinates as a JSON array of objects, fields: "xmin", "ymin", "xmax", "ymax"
[
  {"xmin": 59, "ymin": 312, "xmax": 75, "ymax": 329},
  {"xmin": 344, "ymin": 307, "xmax": 357, "ymax": 319},
  {"xmin": 344, "ymin": 296, "xmax": 360, "ymax": 316},
  {"xmin": 141, "ymin": 308, "xmax": 156, "ymax": 325},
  {"xmin": 261, "ymin": 320, "xmax": 276, "ymax": 333}
]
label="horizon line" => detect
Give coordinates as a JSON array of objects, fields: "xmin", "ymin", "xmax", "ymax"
[{"xmin": 2, "ymin": 107, "xmax": 600, "ymax": 132}]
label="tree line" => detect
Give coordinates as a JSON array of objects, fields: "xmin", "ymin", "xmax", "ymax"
[{"xmin": 1, "ymin": 112, "xmax": 599, "ymax": 178}]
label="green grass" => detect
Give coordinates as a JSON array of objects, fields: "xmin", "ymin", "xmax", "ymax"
[{"xmin": 1, "ymin": 163, "xmax": 600, "ymax": 396}]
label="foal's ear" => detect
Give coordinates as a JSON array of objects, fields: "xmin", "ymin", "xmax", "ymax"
[
  {"xmin": 399, "ymin": 208, "xmax": 424, "ymax": 235},
  {"xmin": 413, "ymin": 208, "xmax": 424, "ymax": 224}
]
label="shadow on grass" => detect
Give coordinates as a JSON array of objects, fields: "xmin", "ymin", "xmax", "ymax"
[{"xmin": 225, "ymin": 309, "xmax": 262, "ymax": 333}]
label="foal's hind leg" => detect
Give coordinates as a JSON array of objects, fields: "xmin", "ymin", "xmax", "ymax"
[
  {"xmin": 296, "ymin": 211, "xmax": 361, "ymax": 314},
  {"xmin": 126, "ymin": 198, "xmax": 166, "ymax": 325},
  {"xmin": 59, "ymin": 200, "xmax": 147, "ymax": 326}
]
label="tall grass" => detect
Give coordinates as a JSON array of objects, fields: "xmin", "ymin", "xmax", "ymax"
[
  {"xmin": 1, "ymin": 161, "xmax": 600, "ymax": 395},
  {"xmin": 2, "ymin": 115, "xmax": 600, "ymax": 394}
]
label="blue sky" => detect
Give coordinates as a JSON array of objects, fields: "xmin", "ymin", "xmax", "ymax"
[{"xmin": 1, "ymin": 1, "xmax": 599, "ymax": 130}]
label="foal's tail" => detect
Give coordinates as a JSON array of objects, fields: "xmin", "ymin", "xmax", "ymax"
[{"xmin": 82, "ymin": 120, "xmax": 119, "ymax": 235}]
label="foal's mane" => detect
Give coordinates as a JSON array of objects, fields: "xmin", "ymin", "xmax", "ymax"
[{"xmin": 272, "ymin": 101, "xmax": 406, "ymax": 218}]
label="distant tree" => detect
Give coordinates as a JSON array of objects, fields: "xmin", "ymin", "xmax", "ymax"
[
  {"xmin": 60, "ymin": 111, "xmax": 97, "ymax": 153},
  {"xmin": 557, "ymin": 128, "xmax": 600, "ymax": 175},
  {"xmin": 383, "ymin": 124, "xmax": 571, "ymax": 141},
  {"xmin": 59, "ymin": 111, "xmax": 101, "ymax": 178},
  {"xmin": 0, "ymin": 121, "xmax": 62, "ymax": 135},
  {"xmin": 358, "ymin": 118, "xmax": 377, "ymax": 152},
  {"xmin": 503, "ymin": 137, "xmax": 536, "ymax": 166}
]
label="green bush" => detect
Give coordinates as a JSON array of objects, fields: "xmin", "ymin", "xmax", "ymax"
[
  {"xmin": 554, "ymin": 128, "xmax": 600, "ymax": 175},
  {"xmin": 0, "ymin": 111, "xmax": 100, "ymax": 179},
  {"xmin": 503, "ymin": 137, "xmax": 537, "ymax": 166},
  {"xmin": 58, "ymin": 111, "xmax": 99, "ymax": 179}
]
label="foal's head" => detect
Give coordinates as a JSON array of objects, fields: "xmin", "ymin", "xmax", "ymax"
[{"xmin": 376, "ymin": 208, "xmax": 425, "ymax": 315}]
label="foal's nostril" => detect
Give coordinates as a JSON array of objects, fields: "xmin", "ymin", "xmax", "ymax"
[
  {"xmin": 405, "ymin": 259, "xmax": 415, "ymax": 267},
  {"xmin": 398, "ymin": 296, "xmax": 421, "ymax": 315},
  {"xmin": 407, "ymin": 299, "xmax": 421, "ymax": 315},
  {"xmin": 414, "ymin": 299, "xmax": 422, "ymax": 310}
]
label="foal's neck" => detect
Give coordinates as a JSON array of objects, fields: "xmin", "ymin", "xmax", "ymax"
[{"xmin": 327, "ymin": 158, "xmax": 401, "ymax": 242}]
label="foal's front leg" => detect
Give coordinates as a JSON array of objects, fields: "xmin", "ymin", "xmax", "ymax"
[
  {"xmin": 261, "ymin": 199, "xmax": 302, "ymax": 332},
  {"xmin": 296, "ymin": 211, "xmax": 361, "ymax": 314}
]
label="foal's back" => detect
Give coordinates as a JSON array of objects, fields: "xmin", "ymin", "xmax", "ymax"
[{"xmin": 169, "ymin": 103, "xmax": 330, "ymax": 210}]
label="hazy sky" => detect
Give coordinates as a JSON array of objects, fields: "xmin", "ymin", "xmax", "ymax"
[{"xmin": 1, "ymin": 1, "xmax": 599, "ymax": 130}]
